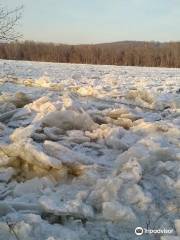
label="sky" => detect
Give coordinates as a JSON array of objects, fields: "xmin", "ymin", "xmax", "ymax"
[{"xmin": 2, "ymin": 0, "xmax": 180, "ymax": 44}]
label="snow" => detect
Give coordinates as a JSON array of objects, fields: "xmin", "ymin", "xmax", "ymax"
[{"xmin": 0, "ymin": 59, "xmax": 180, "ymax": 239}]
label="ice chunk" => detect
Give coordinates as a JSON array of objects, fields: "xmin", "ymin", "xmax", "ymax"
[
  {"xmin": 10, "ymin": 125, "xmax": 35, "ymax": 142},
  {"xmin": 0, "ymin": 167, "xmax": 16, "ymax": 182},
  {"xmin": 0, "ymin": 102, "xmax": 16, "ymax": 114},
  {"xmin": 66, "ymin": 130, "xmax": 90, "ymax": 143},
  {"xmin": 105, "ymin": 128, "xmax": 129, "ymax": 150},
  {"xmin": 77, "ymin": 86, "xmax": 98, "ymax": 97},
  {"xmin": 44, "ymin": 140, "xmax": 92, "ymax": 166},
  {"xmin": 115, "ymin": 158, "xmax": 142, "ymax": 183},
  {"xmin": 123, "ymin": 184, "xmax": 152, "ymax": 210},
  {"xmin": 3, "ymin": 140, "xmax": 63, "ymax": 170},
  {"xmin": 14, "ymin": 177, "xmax": 54, "ymax": 197},
  {"xmin": 39, "ymin": 196, "xmax": 94, "ymax": 219},
  {"xmin": 102, "ymin": 201, "xmax": 136, "ymax": 222},
  {"xmin": 114, "ymin": 118, "xmax": 133, "ymax": 129},
  {"xmin": 175, "ymin": 219, "xmax": 180, "ymax": 235},
  {"xmin": 42, "ymin": 110, "xmax": 98, "ymax": 131},
  {"xmin": 29, "ymin": 96, "xmax": 49, "ymax": 112},
  {"xmin": 0, "ymin": 109, "xmax": 17, "ymax": 122},
  {"xmin": 88, "ymin": 177, "xmax": 123, "ymax": 210},
  {"xmin": 107, "ymin": 108, "xmax": 129, "ymax": 119},
  {"xmin": 11, "ymin": 107, "xmax": 32, "ymax": 121},
  {"xmin": 0, "ymin": 222, "xmax": 13, "ymax": 240},
  {"xmin": 0, "ymin": 151, "xmax": 12, "ymax": 167},
  {"xmin": 43, "ymin": 127, "xmax": 63, "ymax": 141},
  {"xmin": 12, "ymin": 92, "xmax": 31, "ymax": 108},
  {"xmin": 126, "ymin": 89, "xmax": 154, "ymax": 105}
]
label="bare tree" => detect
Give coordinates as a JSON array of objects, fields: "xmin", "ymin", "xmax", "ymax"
[
  {"xmin": 0, "ymin": 40, "xmax": 180, "ymax": 67},
  {"xmin": 0, "ymin": 4, "xmax": 23, "ymax": 41}
]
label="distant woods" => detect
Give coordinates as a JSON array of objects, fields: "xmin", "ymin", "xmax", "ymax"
[{"xmin": 0, "ymin": 41, "xmax": 180, "ymax": 67}]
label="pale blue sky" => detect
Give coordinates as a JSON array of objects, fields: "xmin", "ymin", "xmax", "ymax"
[{"xmin": 2, "ymin": 0, "xmax": 180, "ymax": 44}]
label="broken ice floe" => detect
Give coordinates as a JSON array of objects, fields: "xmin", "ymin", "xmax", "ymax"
[{"xmin": 0, "ymin": 60, "xmax": 180, "ymax": 239}]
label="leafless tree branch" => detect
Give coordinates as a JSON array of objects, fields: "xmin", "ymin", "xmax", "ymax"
[{"xmin": 0, "ymin": 5, "xmax": 23, "ymax": 42}]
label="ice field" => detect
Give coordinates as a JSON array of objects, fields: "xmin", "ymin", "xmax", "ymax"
[{"xmin": 0, "ymin": 60, "xmax": 180, "ymax": 239}]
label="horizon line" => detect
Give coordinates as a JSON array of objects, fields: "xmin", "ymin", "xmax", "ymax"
[{"xmin": 7, "ymin": 39, "xmax": 180, "ymax": 46}]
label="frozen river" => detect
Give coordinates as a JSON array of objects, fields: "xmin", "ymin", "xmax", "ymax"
[{"xmin": 0, "ymin": 60, "xmax": 180, "ymax": 240}]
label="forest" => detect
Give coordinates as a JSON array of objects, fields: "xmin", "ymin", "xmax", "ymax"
[{"xmin": 0, "ymin": 41, "xmax": 180, "ymax": 67}]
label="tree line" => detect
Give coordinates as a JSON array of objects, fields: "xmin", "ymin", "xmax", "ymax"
[{"xmin": 0, "ymin": 41, "xmax": 180, "ymax": 67}]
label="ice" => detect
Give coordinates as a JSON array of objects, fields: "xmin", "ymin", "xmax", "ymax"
[
  {"xmin": 77, "ymin": 86, "xmax": 98, "ymax": 97},
  {"xmin": 0, "ymin": 92, "xmax": 31, "ymax": 108},
  {"xmin": 0, "ymin": 151, "xmax": 12, "ymax": 167},
  {"xmin": 0, "ymin": 167, "xmax": 16, "ymax": 182},
  {"xmin": 39, "ymin": 196, "xmax": 94, "ymax": 219},
  {"xmin": 123, "ymin": 184, "xmax": 152, "ymax": 210},
  {"xmin": 0, "ymin": 59, "xmax": 180, "ymax": 239},
  {"xmin": 43, "ymin": 140, "xmax": 93, "ymax": 166},
  {"xmin": 29, "ymin": 96, "xmax": 62, "ymax": 114},
  {"xmin": 102, "ymin": 201, "xmax": 136, "ymax": 222},
  {"xmin": 107, "ymin": 108, "xmax": 129, "ymax": 119},
  {"xmin": 114, "ymin": 117, "xmax": 133, "ymax": 129},
  {"xmin": 125, "ymin": 89, "xmax": 154, "ymax": 107},
  {"xmin": 175, "ymin": 219, "xmax": 180, "ymax": 236},
  {"xmin": 2, "ymin": 139, "xmax": 63, "ymax": 170},
  {"xmin": 14, "ymin": 177, "xmax": 54, "ymax": 197},
  {"xmin": 115, "ymin": 158, "xmax": 142, "ymax": 183},
  {"xmin": 0, "ymin": 214, "xmax": 80, "ymax": 240},
  {"xmin": 10, "ymin": 125, "xmax": 36, "ymax": 142},
  {"xmin": 66, "ymin": 130, "xmax": 90, "ymax": 143},
  {"xmin": 42, "ymin": 110, "xmax": 98, "ymax": 131},
  {"xmin": 88, "ymin": 177, "xmax": 123, "ymax": 210},
  {"xmin": 43, "ymin": 127, "xmax": 63, "ymax": 141},
  {"xmin": 161, "ymin": 237, "xmax": 179, "ymax": 240}
]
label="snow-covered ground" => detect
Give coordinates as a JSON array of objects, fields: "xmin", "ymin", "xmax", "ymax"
[{"xmin": 0, "ymin": 59, "xmax": 180, "ymax": 240}]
